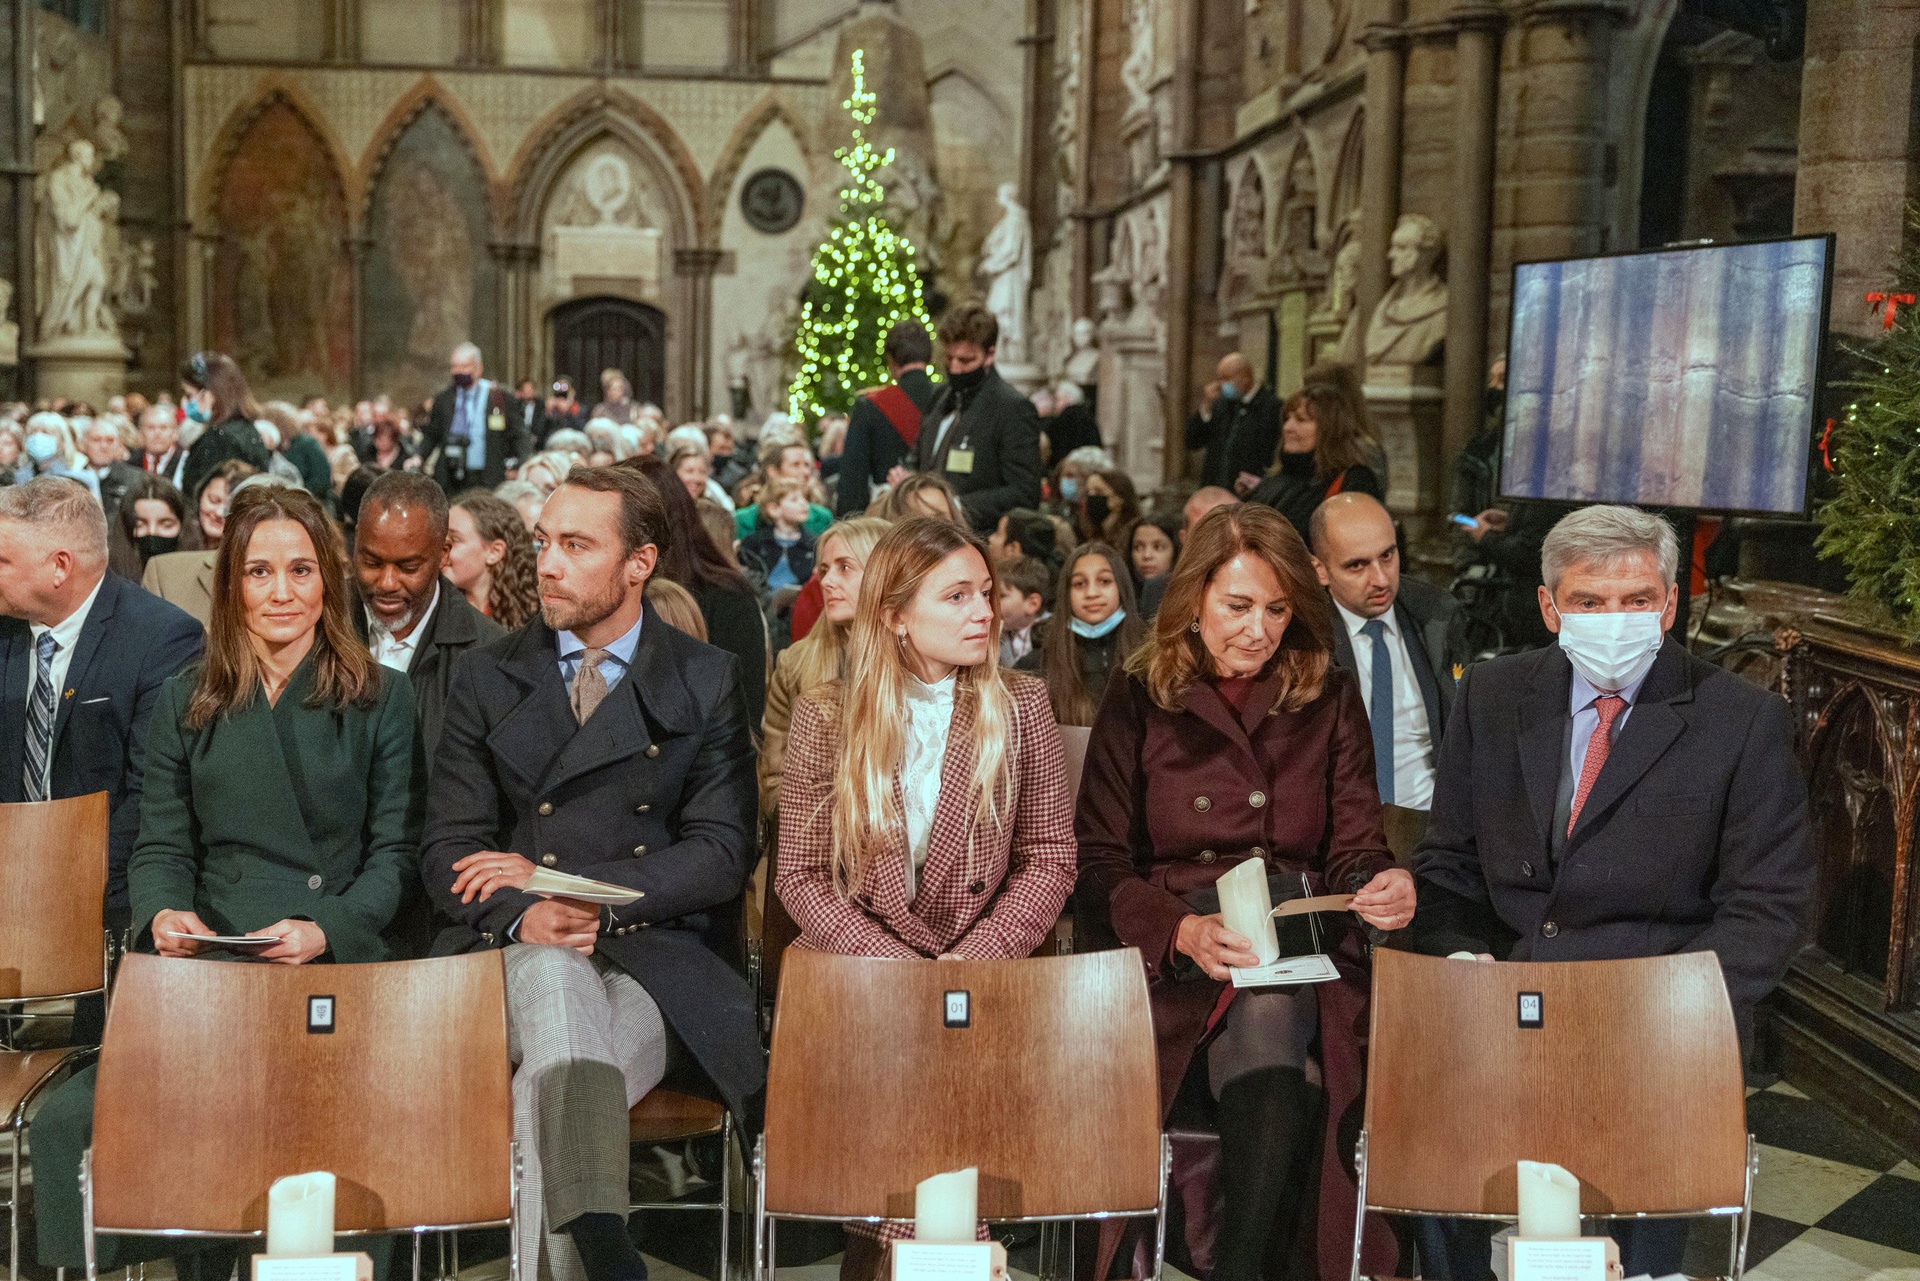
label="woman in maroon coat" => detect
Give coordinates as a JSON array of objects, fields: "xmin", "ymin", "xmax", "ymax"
[{"xmin": 1076, "ymin": 502, "xmax": 1415, "ymax": 1281}]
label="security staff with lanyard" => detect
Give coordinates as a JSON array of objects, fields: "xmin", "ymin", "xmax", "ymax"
[
  {"xmin": 909, "ymin": 302, "xmax": 1042, "ymax": 535},
  {"xmin": 425, "ymin": 341, "xmax": 530, "ymax": 493}
]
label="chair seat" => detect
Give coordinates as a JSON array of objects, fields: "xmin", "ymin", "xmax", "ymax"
[
  {"xmin": 629, "ymin": 1088, "xmax": 726, "ymax": 1144},
  {"xmin": 0, "ymin": 1046, "xmax": 87, "ymax": 1129}
]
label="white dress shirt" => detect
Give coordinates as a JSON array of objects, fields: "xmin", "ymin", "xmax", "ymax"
[
  {"xmin": 1334, "ymin": 597, "xmax": 1435, "ymax": 810},
  {"xmin": 365, "ymin": 583, "xmax": 440, "ymax": 674},
  {"xmin": 901, "ymin": 672, "xmax": 956, "ymax": 898},
  {"xmin": 25, "ymin": 574, "xmax": 106, "ymax": 792}
]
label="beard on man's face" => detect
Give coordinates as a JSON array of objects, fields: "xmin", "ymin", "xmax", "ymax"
[{"xmin": 540, "ymin": 570, "xmax": 628, "ymax": 635}]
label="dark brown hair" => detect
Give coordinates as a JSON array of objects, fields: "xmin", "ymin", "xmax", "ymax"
[
  {"xmin": 559, "ymin": 464, "xmax": 670, "ymax": 558},
  {"xmin": 180, "ymin": 351, "xmax": 262, "ymax": 426},
  {"xmin": 186, "ymin": 485, "xmax": 379, "ymax": 728},
  {"xmin": 936, "ymin": 301, "xmax": 999, "ymax": 352},
  {"xmin": 1041, "ymin": 542, "xmax": 1143, "ymax": 726},
  {"xmin": 884, "ymin": 320, "xmax": 933, "ymax": 367},
  {"xmin": 619, "ymin": 457, "xmax": 748, "ymax": 594},
  {"xmin": 1284, "ymin": 363, "xmax": 1378, "ymax": 484},
  {"xmin": 1129, "ymin": 503, "xmax": 1331, "ymax": 714},
  {"xmin": 109, "ymin": 473, "xmax": 203, "ymax": 578}
]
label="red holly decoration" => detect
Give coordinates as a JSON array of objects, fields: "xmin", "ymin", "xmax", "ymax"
[{"xmin": 1866, "ymin": 291, "xmax": 1916, "ymax": 330}]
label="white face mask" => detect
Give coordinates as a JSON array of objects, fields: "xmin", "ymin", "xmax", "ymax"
[{"xmin": 1553, "ymin": 607, "xmax": 1664, "ymax": 691}]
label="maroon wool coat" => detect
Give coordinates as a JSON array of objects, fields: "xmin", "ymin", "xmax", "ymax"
[{"xmin": 1075, "ymin": 663, "xmax": 1398, "ymax": 1281}]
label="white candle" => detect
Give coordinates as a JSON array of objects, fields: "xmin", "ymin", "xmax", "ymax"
[
  {"xmin": 1216, "ymin": 857, "xmax": 1279, "ymax": 966},
  {"xmin": 914, "ymin": 1167, "xmax": 977, "ymax": 1244},
  {"xmin": 1515, "ymin": 1161, "xmax": 1580, "ymax": 1240},
  {"xmin": 266, "ymin": 1171, "xmax": 336, "ymax": 1257}
]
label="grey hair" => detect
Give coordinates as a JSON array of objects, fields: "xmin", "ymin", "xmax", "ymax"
[
  {"xmin": 1063, "ymin": 445, "xmax": 1114, "ymax": 473},
  {"xmin": 0, "ymin": 476, "xmax": 109, "ymax": 560},
  {"xmin": 451, "ymin": 341, "xmax": 483, "ymax": 366},
  {"xmin": 1541, "ymin": 504, "xmax": 1678, "ymax": 593}
]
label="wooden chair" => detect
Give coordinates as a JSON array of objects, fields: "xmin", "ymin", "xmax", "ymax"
[
  {"xmin": 1353, "ymin": 949, "xmax": 1755, "ymax": 1281},
  {"xmin": 0, "ymin": 794, "xmax": 110, "ymax": 1281},
  {"xmin": 83, "ymin": 951, "xmax": 515, "ymax": 1281},
  {"xmin": 755, "ymin": 948, "xmax": 1168, "ymax": 1281},
  {"xmin": 1058, "ymin": 725, "xmax": 1092, "ymax": 804},
  {"xmin": 628, "ymin": 1086, "xmax": 740, "ymax": 1281}
]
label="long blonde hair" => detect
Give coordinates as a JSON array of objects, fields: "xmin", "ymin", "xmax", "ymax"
[
  {"xmin": 826, "ymin": 517, "xmax": 1016, "ymax": 895},
  {"xmin": 786, "ymin": 516, "xmax": 891, "ymax": 696}
]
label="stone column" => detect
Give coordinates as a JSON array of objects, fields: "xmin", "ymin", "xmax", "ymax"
[
  {"xmin": 1441, "ymin": 1, "xmax": 1503, "ymax": 468},
  {"xmin": 348, "ymin": 235, "xmax": 371, "ymax": 397},
  {"xmin": 1795, "ymin": 0, "xmax": 1920, "ymax": 339},
  {"xmin": 8, "ymin": 0, "xmax": 34, "ymax": 397},
  {"xmin": 675, "ymin": 248, "xmax": 725, "ymax": 421},
  {"xmin": 324, "ymin": 0, "xmax": 362, "ymax": 61},
  {"xmin": 1162, "ymin": 0, "xmax": 1203, "ymax": 483},
  {"xmin": 1356, "ymin": 0, "xmax": 1408, "ymax": 337},
  {"xmin": 1503, "ymin": 0, "xmax": 1624, "ymax": 266},
  {"xmin": 1067, "ymin": 0, "xmax": 1097, "ymax": 321}
]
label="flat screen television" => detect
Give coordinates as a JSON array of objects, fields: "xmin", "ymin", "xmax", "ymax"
[{"xmin": 1498, "ymin": 234, "xmax": 1832, "ymax": 516}]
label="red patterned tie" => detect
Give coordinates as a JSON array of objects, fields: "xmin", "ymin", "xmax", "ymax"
[{"xmin": 1567, "ymin": 694, "xmax": 1626, "ymax": 836}]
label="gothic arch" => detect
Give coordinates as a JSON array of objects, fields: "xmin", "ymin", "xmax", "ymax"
[
  {"xmin": 196, "ymin": 80, "xmax": 355, "ymax": 231},
  {"xmin": 358, "ymin": 78, "xmax": 502, "ymax": 233},
  {"xmin": 1328, "ymin": 110, "xmax": 1364, "ymax": 235},
  {"xmin": 507, "ymin": 87, "xmax": 703, "ymax": 248},
  {"xmin": 704, "ymin": 92, "xmax": 817, "ymax": 244}
]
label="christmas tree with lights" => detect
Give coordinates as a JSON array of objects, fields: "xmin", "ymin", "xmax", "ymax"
[{"xmin": 786, "ymin": 48, "xmax": 935, "ymax": 426}]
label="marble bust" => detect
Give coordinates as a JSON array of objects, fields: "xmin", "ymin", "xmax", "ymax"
[{"xmin": 1364, "ymin": 213, "xmax": 1448, "ymax": 369}]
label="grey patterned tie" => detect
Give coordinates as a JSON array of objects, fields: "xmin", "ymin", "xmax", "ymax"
[
  {"xmin": 570, "ymin": 648, "xmax": 611, "ymax": 725},
  {"xmin": 23, "ymin": 632, "xmax": 57, "ymax": 802}
]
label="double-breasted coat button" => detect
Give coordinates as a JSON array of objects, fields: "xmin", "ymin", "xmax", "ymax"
[
  {"xmin": 1541, "ymin": 920, "xmax": 1559, "ymax": 938},
  {"xmin": 1194, "ymin": 796, "xmax": 1212, "ymax": 813},
  {"xmin": 1249, "ymin": 791, "xmax": 1267, "ymax": 808},
  {"xmin": 1199, "ymin": 850, "xmax": 1217, "ymax": 864},
  {"xmin": 633, "ymin": 845, "xmax": 647, "ymax": 856},
  {"xmin": 1520, "ymin": 860, "xmax": 1535, "ymax": 878},
  {"xmin": 635, "ymin": 804, "xmax": 650, "ymax": 814},
  {"xmin": 538, "ymin": 801, "xmax": 553, "ymax": 816},
  {"xmin": 646, "ymin": 744, "xmax": 660, "ymax": 758},
  {"xmin": 969, "ymin": 880, "xmax": 986, "ymax": 894},
  {"xmin": 307, "ymin": 874, "xmax": 322, "ymax": 890},
  {"xmin": 541, "ymin": 853, "xmax": 557, "ymax": 867},
  {"xmin": 481, "ymin": 931, "xmax": 495, "ymax": 944},
  {"xmin": 1249, "ymin": 847, "xmax": 1265, "ymax": 859}
]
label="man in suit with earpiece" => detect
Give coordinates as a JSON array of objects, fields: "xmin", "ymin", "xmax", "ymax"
[{"xmin": 423, "ymin": 342, "xmax": 530, "ymax": 493}]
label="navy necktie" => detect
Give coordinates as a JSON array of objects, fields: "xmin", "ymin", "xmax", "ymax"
[
  {"xmin": 1361, "ymin": 618, "xmax": 1395, "ymax": 805},
  {"xmin": 24, "ymin": 631, "xmax": 57, "ymax": 802}
]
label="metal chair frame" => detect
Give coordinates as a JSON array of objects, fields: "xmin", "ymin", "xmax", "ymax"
[
  {"xmin": 629, "ymin": 1109, "xmax": 740, "ymax": 1281},
  {"xmin": 80, "ymin": 1142, "xmax": 523, "ymax": 1281},
  {"xmin": 750, "ymin": 1132, "xmax": 1171, "ymax": 1281}
]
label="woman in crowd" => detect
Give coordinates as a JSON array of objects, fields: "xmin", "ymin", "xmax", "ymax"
[
  {"xmin": 1016, "ymin": 542, "xmax": 1142, "ymax": 727},
  {"xmin": 882, "ymin": 472, "xmax": 967, "ymax": 524},
  {"xmin": 178, "ymin": 351, "xmax": 272, "ymax": 501},
  {"xmin": 776, "ymin": 517, "xmax": 1076, "ymax": 1281},
  {"xmin": 354, "ymin": 403, "xmax": 416, "ymax": 472},
  {"xmin": 644, "ymin": 575, "xmax": 708, "ymax": 641},
  {"xmin": 1075, "ymin": 503, "xmax": 1414, "ymax": 1281},
  {"xmin": 1130, "ymin": 511, "xmax": 1181, "ymax": 590},
  {"xmin": 1077, "ymin": 468, "xmax": 1141, "ymax": 548},
  {"xmin": 448, "ymin": 491, "xmax": 539, "ymax": 631},
  {"xmin": 628, "ymin": 457, "xmax": 770, "ymax": 725},
  {"xmin": 493, "ymin": 478, "xmax": 546, "ymax": 532},
  {"xmin": 193, "ymin": 458, "xmax": 256, "ymax": 551},
  {"xmin": 108, "ymin": 473, "xmax": 202, "ymax": 581},
  {"xmin": 21, "ymin": 413, "xmax": 100, "ymax": 497},
  {"xmin": 671, "ymin": 440, "xmax": 712, "ymax": 503},
  {"xmin": 1051, "ymin": 444, "xmax": 1112, "ymax": 519},
  {"xmin": 0, "ymin": 421, "xmax": 27, "ymax": 485},
  {"xmin": 519, "ymin": 449, "xmax": 575, "ymax": 496},
  {"xmin": 734, "ymin": 437, "xmax": 832, "ymax": 538},
  {"xmin": 1250, "ymin": 372, "xmax": 1385, "ymax": 542},
  {"xmin": 33, "ymin": 483, "xmax": 423, "ymax": 1276}
]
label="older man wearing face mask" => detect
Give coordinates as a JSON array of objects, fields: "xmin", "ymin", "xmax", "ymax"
[
  {"xmin": 423, "ymin": 342, "xmax": 528, "ymax": 493},
  {"xmin": 1406, "ymin": 503, "xmax": 1813, "ymax": 1279},
  {"xmin": 1184, "ymin": 353, "xmax": 1279, "ymax": 495}
]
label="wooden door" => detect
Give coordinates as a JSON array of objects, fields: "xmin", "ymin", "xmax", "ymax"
[{"xmin": 550, "ymin": 296, "xmax": 666, "ymax": 410}]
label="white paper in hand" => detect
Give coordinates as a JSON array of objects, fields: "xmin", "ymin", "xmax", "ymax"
[
  {"xmin": 165, "ymin": 932, "xmax": 281, "ymax": 949},
  {"xmin": 1229, "ymin": 954, "xmax": 1340, "ymax": 987},
  {"xmin": 523, "ymin": 868, "xmax": 643, "ymax": 905}
]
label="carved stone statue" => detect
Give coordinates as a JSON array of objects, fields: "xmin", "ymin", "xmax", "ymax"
[
  {"xmin": 37, "ymin": 138, "xmax": 118, "ymax": 341},
  {"xmin": 978, "ymin": 183, "xmax": 1033, "ymax": 364},
  {"xmin": 1323, "ymin": 236, "xmax": 1364, "ymax": 363},
  {"xmin": 1218, "ymin": 163, "xmax": 1268, "ymax": 313},
  {"xmin": 1121, "ymin": 0, "xmax": 1155, "ymax": 120},
  {"xmin": 1363, "ymin": 213, "xmax": 1447, "ymax": 368},
  {"xmin": 113, "ymin": 235, "xmax": 156, "ymax": 317},
  {"xmin": 91, "ymin": 95, "xmax": 127, "ymax": 165},
  {"xmin": 1063, "ymin": 317, "xmax": 1100, "ymax": 387},
  {"xmin": 727, "ymin": 331, "xmax": 753, "ymax": 419},
  {"xmin": 0, "ymin": 278, "xmax": 17, "ymax": 367}
]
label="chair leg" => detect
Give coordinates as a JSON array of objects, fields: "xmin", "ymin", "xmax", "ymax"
[
  {"xmin": 1151, "ymin": 1133, "xmax": 1170, "ymax": 1281},
  {"xmin": 412, "ymin": 1232, "xmax": 422, "ymax": 1281},
  {"xmin": 1348, "ymin": 1130, "xmax": 1370, "ymax": 1281},
  {"xmin": 509, "ymin": 1140, "xmax": 523, "ymax": 1281},
  {"xmin": 12, "ymin": 1124, "xmax": 21, "ymax": 1281},
  {"xmin": 751, "ymin": 1136, "xmax": 767, "ymax": 1281},
  {"xmin": 718, "ymin": 1115, "xmax": 733, "ymax": 1281},
  {"xmin": 80, "ymin": 1149, "xmax": 95, "ymax": 1281},
  {"xmin": 1733, "ymin": 1133, "xmax": 1758, "ymax": 1281}
]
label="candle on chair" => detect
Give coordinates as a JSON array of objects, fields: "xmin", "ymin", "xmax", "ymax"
[
  {"xmin": 1216, "ymin": 857, "xmax": 1280, "ymax": 966},
  {"xmin": 1515, "ymin": 1161, "xmax": 1580, "ymax": 1239},
  {"xmin": 267, "ymin": 1171, "xmax": 336, "ymax": 1256},
  {"xmin": 914, "ymin": 1168, "xmax": 978, "ymax": 1244}
]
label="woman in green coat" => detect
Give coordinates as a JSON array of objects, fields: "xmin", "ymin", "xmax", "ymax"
[{"xmin": 35, "ymin": 482, "xmax": 426, "ymax": 1272}]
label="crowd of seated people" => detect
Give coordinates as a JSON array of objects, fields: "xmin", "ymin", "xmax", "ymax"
[{"xmin": 0, "ymin": 312, "xmax": 1817, "ymax": 1281}]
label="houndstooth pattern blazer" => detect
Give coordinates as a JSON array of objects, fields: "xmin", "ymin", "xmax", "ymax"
[{"xmin": 776, "ymin": 670, "xmax": 1076, "ymax": 960}]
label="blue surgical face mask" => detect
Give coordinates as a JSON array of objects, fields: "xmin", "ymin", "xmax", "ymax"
[
  {"xmin": 1071, "ymin": 608, "xmax": 1127, "ymax": 640},
  {"xmin": 24, "ymin": 434, "xmax": 58, "ymax": 464},
  {"xmin": 1219, "ymin": 383, "xmax": 1241, "ymax": 401},
  {"xmin": 1060, "ymin": 476, "xmax": 1082, "ymax": 503},
  {"xmin": 184, "ymin": 399, "xmax": 210, "ymax": 424}
]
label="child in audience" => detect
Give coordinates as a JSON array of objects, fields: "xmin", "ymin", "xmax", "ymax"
[
  {"xmin": 1130, "ymin": 511, "xmax": 1181, "ymax": 586},
  {"xmin": 739, "ymin": 475, "xmax": 817, "ymax": 594},
  {"xmin": 1017, "ymin": 542, "xmax": 1143, "ymax": 726},
  {"xmin": 997, "ymin": 554, "xmax": 1051, "ymax": 668}
]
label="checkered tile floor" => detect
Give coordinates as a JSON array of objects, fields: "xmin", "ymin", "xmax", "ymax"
[{"xmin": 1674, "ymin": 1080, "xmax": 1920, "ymax": 1280}]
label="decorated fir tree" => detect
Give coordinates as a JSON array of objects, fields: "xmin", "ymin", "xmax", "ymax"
[
  {"xmin": 786, "ymin": 48, "xmax": 935, "ymax": 426},
  {"xmin": 1816, "ymin": 210, "xmax": 1920, "ymax": 635}
]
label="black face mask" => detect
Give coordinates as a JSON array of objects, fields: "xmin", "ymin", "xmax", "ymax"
[
  {"xmin": 946, "ymin": 365, "xmax": 989, "ymax": 397},
  {"xmin": 1084, "ymin": 494, "xmax": 1112, "ymax": 527},
  {"xmin": 452, "ymin": 372, "xmax": 475, "ymax": 390},
  {"xmin": 135, "ymin": 534, "xmax": 180, "ymax": 561}
]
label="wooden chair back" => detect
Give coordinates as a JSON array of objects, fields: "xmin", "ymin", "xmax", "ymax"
[
  {"xmin": 1364, "ymin": 949, "xmax": 1748, "ymax": 1217},
  {"xmin": 764, "ymin": 948, "xmax": 1161, "ymax": 1221},
  {"xmin": 1058, "ymin": 726, "xmax": 1092, "ymax": 805},
  {"xmin": 0, "ymin": 794, "xmax": 108, "ymax": 1000},
  {"xmin": 90, "ymin": 952, "xmax": 512, "ymax": 1235}
]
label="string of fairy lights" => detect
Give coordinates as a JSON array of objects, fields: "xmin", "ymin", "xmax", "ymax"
[{"xmin": 785, "ymin": 48, "xmax": 936, "ymax": 426}]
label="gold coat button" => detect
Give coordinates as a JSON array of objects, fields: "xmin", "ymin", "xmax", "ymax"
[
  {"xmin": 538, "ymin": 801, "xmax": 553, "ymax": 816},
  {"xmin": 635, "ymin": 804, "xmax": 650, "ymax": 814},
  {"xmin": 481, "ymin": 931, "xmax": 495, "ymax": 944},
  {"xmin": 633, "ymin": 845, "xmax": 647, "ymax": 856},
  {"xmin": 1194, "ymin": 796, "xmax": 1212, "ymax": 813},
  {"xmin": 1249, "ymin": 791, "xmax": 1267, "ymax": 808},
  {"xmin": 1199, "ymin": 850, "xmax": 1217, "ymax": 864},
  {"xmin": 541, "ymin": 853, "xmax": 557, "ymax": 867},
  {"xmin": 1249, "ymin": 847, "xmax": 1265, "ymax": 859},
  {"xmin": 646, "ymin": 744, "xmax": 660, "ymax": 758}
]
